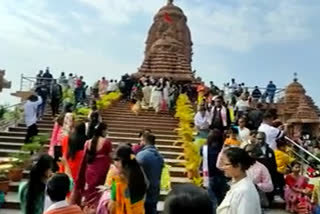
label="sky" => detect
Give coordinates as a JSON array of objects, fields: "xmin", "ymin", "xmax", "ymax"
[{"xmin": 0, "ymin": 0, "xmax": 319, "ymax": 105}]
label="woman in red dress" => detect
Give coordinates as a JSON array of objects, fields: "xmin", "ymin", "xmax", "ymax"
[
  {"xmin": 285, "ymin": 161, "xmax": 312, "ymax": 213},
  {"xmin": 60, "ymin": 122, "xmax": 87, "ymax": 180}
]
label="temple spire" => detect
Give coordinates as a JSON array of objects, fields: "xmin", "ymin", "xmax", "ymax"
[
  {"xmin": 167, "ymin": 0, "xmax": 174, "ymax": 5},
  {"xmin": 294, "ymin": 72, "xmax": 298, "ymax": 82}
]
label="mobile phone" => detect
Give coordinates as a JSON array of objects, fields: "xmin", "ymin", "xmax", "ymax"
[{"xmin": 54, "ymin": 145, "xmax": 62, "ymax": 161}]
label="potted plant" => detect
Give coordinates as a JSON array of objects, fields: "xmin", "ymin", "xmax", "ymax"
[
  {"xmin": 0, "ymin": 170, "xmax": 9, "ymax": 193},
  {"xmin": 8, "ymin": 153, "xmax": 30, "ymax": 182},
  {"xmin": 21, "ymin": 134, "xmax": 49, "ymax": 164}
]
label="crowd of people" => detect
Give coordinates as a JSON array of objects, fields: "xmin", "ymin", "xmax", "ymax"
[
  {"xmin": 20, "ymin": 71, "xmax": 320, "ymax": 214},
  {"xmin": 193, "ymin": 79, "xmax": 320, "ymax": 214}
]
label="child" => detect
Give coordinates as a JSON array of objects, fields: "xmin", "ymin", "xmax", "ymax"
[
  {"xmin": 131, "ymin": 99, "xmax": 141, "ymax": 116},
  {"xmin": 274, "ymin": 139, "xmax": 295, "ymax": 199},
  {"xmin": 285, "ymin": 161, "xmax": 312, "ymax": 213},
  {"xmin": 275, "ymin": 140, "xmax": 295, "ymax": 175},
  {"xmin": 224, "ymin": 127, "xmax": 241, "ymax": 147}
]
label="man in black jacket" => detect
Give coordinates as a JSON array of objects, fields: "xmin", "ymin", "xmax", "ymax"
[
  {"xmin": 51, "ymin": 79, "xmax": 63, "ymax": 117},
  {"xmin": 209, "ymin": 96, "xmax": 231, "ymax": 133}
]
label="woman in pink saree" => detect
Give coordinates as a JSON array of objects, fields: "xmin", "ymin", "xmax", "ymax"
[
  {"xmin": 99, "ymin": 77, "xmax": 108, "ymax": 97},
  {"xmin": 48, "ymin": 114, "xmax": 64, "ymax": 156},
  {"xmin": 71, "ymin": 122, "xmax": 112, "ymax": 212}
]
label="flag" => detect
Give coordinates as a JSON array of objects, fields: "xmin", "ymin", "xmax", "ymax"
[{"xmin": 164, "ymin": 12, "xmax": 172, "ymax": 23}]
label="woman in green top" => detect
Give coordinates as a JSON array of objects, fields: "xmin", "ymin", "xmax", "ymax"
[{"xmin": 19, "ymin": 154, "xmax": 55, "ymax": 214}]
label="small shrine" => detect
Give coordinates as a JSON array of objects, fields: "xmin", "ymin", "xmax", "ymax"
[
  {"xmin": 277, "ymin": 75, "xmax": 320, "ymax": 138},
  {"xmin": 0, "ymin": 70, "xmax": 11, "ymax": 92},
  {"xmin": 133, "ymin": 0, "xmax": 195, "ymax": 82}
]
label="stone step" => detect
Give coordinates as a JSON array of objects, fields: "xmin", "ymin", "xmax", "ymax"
[
  {"xmin": 0, "ymin": 142, "xmax": 184, "ymax": 159},
  {"xmin": 108, "ymin": 136, "xmax": 180, "ymax": 146},
  {"xmin": 9, "ymin": 127, "xmax": 52, "ymax": 133},
  {"xmin": 0, "ymin": 134, "xmax": 180, "ymax": 146},
  {"xmin": 19, "ymin": 122, "xmax": 177, "ymax": 131},
  {"xmin": 41, "ymin": 112, "xmax": 177, "ymax": 121},
  {"xmin": 104, "ymin": 119, "xmax": 177, "ymax": 126},
  {"xmin": 104, "ymin": 109, "xmax": 172, "ymax": 116},
  {"xmin": 108, "ymin": 123, "xmax": 177, "ymax": 131},
  {"xmin": 111, "ymin": 142, "xmax": 183, "ymax": 153},
  {"xmin": 101, "ymin": 113, "xmax": 177, "ymax": 121},
  {"xmin": 0, "ymin": 136, "xmax": 26, "ymax": 143},
  {"xmin": 0, "ymin": 136, "xmax": 50, "ymax": 144},
  {"xmin": 109, "ymin": 132, "xmax": 177, "ymax": 140},
  {"xmin": 18, "ymin": 123, "xmax": 53, "ymax": 129},
  {"xmin": 37, "ymin": 118, "xmax": 178, "ymax": 127},
  {"xmin": 0, "ymin": 131, "xmax": 178, "ymax": 141},
  {"xmin": 7, "ymin": 127, "xmax": 178, "ymax": 137}
]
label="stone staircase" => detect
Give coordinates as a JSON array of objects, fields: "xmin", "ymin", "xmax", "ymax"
[{"xmin": 0, "ymin": 100, "xmax": 189, "ymax": 213}]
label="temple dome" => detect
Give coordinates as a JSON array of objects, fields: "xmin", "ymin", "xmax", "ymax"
[
  {"xmin": 287, "ymin": 96, "xmax": 319, "ymax": 124},
  {"xmin": 285, "ymin": 79, "xmax": 306, "ymax": 95}
]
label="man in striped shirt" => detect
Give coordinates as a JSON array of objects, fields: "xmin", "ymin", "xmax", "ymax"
[{"xmin": 44, "ymin": 173, "xmax": 83, "ymax": 214}]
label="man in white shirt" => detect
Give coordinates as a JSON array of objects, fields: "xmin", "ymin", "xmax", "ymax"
[
  {"xmin": 194, "ymin": 106, "xmax": 211, "ymax": 138},
  {"xmin": 107, "ymin": 79, "xmax": 117, "ymax": 93},
  {"xmin": 24, "ymin": 95, "xmax": 42, "ymax": 143},
  {"xmin": 235, "ymin": 95, "xmax": 250, "ymax": 119},
  {"xmin": 258, "ymin": 111, "xmax": 284, "ymax": 150}
]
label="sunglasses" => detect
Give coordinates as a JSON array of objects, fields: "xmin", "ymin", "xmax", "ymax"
[{"xmin": 113, "ymin": 157, "xmax": 120, "ymax": 161}]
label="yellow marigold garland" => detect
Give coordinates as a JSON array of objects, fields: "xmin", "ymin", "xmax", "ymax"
[
  {"xmin": 175, "ymin": 93, "xmax": 205, "ymax": 186},
  {"xmin": 96, "ymin": 92, "xmax": 122, "ymax": 110}
]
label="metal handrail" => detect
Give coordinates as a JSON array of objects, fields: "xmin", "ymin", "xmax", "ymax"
[
  {"xmin": 20, "ymin": 74, "xmax": 57, "ymax": 91},
  {"xmin": 0, "ymin": 102, "xmax": 25, "ymax": 130},
  {"xmin": 289, "ymin": 147, "xmax": 310, "ymax": 165},
  {"xmin": 285, "ymin": 136, "xmax": 320, "ymax": 164}
]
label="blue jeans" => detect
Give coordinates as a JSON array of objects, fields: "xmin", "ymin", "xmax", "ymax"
[
  {"xmin": 208, "ymin": 176, "xmax": 229, "ymax": 213},
  {"xmin": 75, "ymin": 88, "xmax": 83, "ymax": 104}
]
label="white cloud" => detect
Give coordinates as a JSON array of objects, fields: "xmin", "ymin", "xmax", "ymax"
[
  {"xmin": 77, "ymin": 0, "xmax": 161, "ymax": 24},
  {"xmin": 184, "ymin": 0, "xmax": 318, "ymax": 51},
  {"xmin": 76, "ymin": 0, "xmax": 319, "ymax": 52}
]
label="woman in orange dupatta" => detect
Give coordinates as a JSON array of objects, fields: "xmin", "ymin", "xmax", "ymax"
[
  {"xmin": 96, "ymin": 144, "xmax": 147, "ymax": 214},
  {"xmin": 60, "ymin": 122, "xmax": 87, "ymax": 180}
]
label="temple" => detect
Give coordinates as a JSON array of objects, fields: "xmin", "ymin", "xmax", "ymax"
[
  {"xmin": 0, "ymin": 69, "xmax": 11, "ymax": 92},
  {"xmin": 133, "ymin": 0, "xmax": 195, "ymax": 82},
  {"xmin": 277, "ymin": 77, "xmax": 320, "ymax": 138}
]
